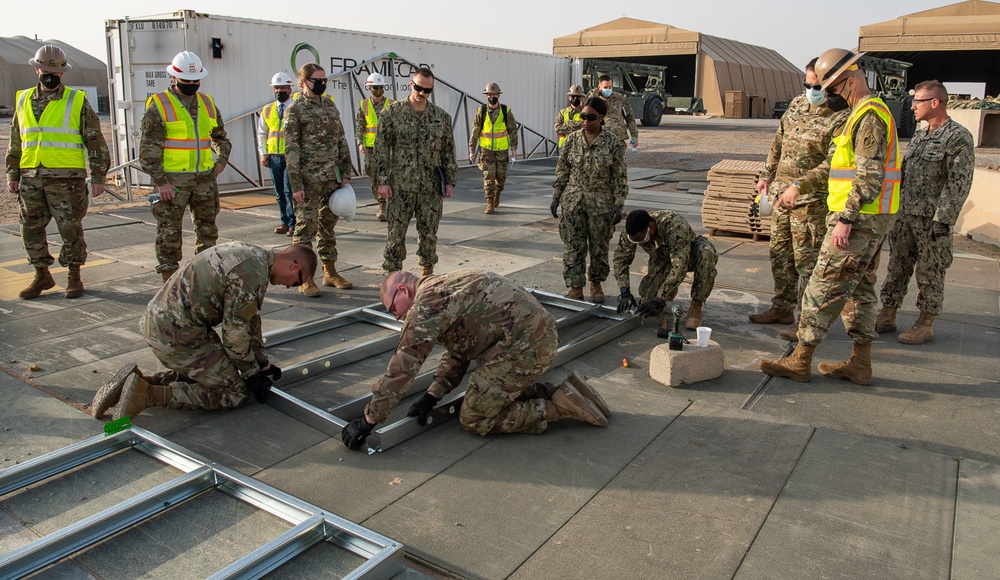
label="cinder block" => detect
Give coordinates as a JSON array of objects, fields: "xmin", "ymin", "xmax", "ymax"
[{"xmin": 649, "ymin": 340, "xmax": 724, "ymax": 387}]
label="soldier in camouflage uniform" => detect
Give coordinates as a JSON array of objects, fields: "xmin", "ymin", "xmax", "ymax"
[
  {"xmin": 613, "ymin": 209, "xmax": 717, "ymax": 330},
  {"xmin": 469, "ymin": 82, "xmax": 518, "ymax": 214},
  {"xmin": 286, "ymin": 63, "xmax": 354, "ymax": 296},
  {"xmin": 355, "ymin": 73, "xmax": 393, "ymax": 222},
  {"xmin": 6, "ymin": 45, "xmax": 110, "ymax": 300},
  {"xmin": 761, "ymin": 49, "xmax": 899, "ymax": 387},
  {"xmin": 751, "ymin": 58, "xmax": 850, "ymax": 341},
  {"xmin": 91, "ymin": 242, "xmax": 318, "ymax": 420},
  {"xmin": 554, "ymin": 84, "xmax": 585, "ymax": 148},
  {"xmin": 341, "ymin": 269, "xmax": 611, "ymax": 450},
  {"xmin": 551, "ymin": 97, "xmax": 628, "ymax": 304},
  {"xmin": 372, "ymin": 67, "xmax": 458, "ymax": 276},
  {"xmin": 877, "ymin": 80, "xmax": 975, "ymax": 345},
  {"xmin": 139, "ymin": 51, "xmax": 231, "ymax": 283},
  {"xmin": 588, "ymin": 75, "xmax": 638, "ymax": 148}
]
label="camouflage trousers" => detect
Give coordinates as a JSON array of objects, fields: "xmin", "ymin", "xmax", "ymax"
[
  {"xmin": 639, "ymin": 236, "xmax": 718, "ymax": 303},
  {"xmin": 291, "ymin": 180, "xmax": 340, "ymax": 264},
  {"xmin": 768, "ymin": 201, "xmax": 828, "ymax": 313},
  {"xmin": 150, "ymin": 174, "xmax": 219, "ymax": 274},
  {"xmin": 559, "ymin": 201, "xmax": 615, "ymax": 288},
  {"xmin": 880, "ymin": 215, "xmax": 953, "ymax": 317},
  {"xmin": 140, "ymin": 312, "xmax": 248, "ymax": 411},
  {"xmin": 798, "ymin": 213, "xmax": 893, "ymax": 346},
  {"xmin": 17, "ymin": 176, "xmax": 89, "ymax": 268},
  {"xmin": 477, "ymin": 149, "xmax": 509, "ymax": 200},
  {"xmin": 383, "ymin": 189, "xmax": 443, "ymax": 271},
  {"xmin": 363, "ymin": 147, "xmax": 380, "ymax": 203}
]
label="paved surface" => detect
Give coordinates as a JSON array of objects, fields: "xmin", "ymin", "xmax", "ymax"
[{"xmin": 1, "ymin": 154, "xmax": 999, "ymax": 579}]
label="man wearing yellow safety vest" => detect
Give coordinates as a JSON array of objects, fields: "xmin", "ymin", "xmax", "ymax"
[
  {"xmin": 355, "ymin": 73, "xmax": 393, "ymax": 221},
  {"xmin": 554, "ymin": 84, "xmax": 585, "ymax": 148},
  {"xmin": 139, "ymin": 51, "xmax": 232, "ymax": 283},
  {"xmin": 760, "ymin": 48, "xmax": 900, "ymax": 387},
  {"xmin": 469, "ymin": 82, "xmax": 518, "ymax": 214},
  {"xmin": 5, "ymin": 45, "xmax": 110, "ymax": 300},
  {"xmin": 257, "ymin": 72, "xmax": 296, "ymax": 236}
]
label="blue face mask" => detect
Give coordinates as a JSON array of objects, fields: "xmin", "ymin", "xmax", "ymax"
[
  {"xmin": 805, "ymin": 88, "xmax": 826, "ymax": 106},
  {"xmin": 600, "ymin": 88, "xmax": 613, "ymax": 97}
]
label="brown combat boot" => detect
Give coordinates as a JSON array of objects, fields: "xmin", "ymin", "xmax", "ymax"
[
  {"xmin": 684, "ymin": 300, "xmax": 704, "ymax": 330},
  {"xmin": 760, "ymin": 344, "xmax": 816, "ymax": 382},
  {"xmin": 65, "ymin": 264, "xmax": 84, "ymax": 299},
  {"xmin": 494, "ymin": 191, "xmax": 501, "ymax": 207},
  {"xmin": 589, "ymin": 281, "xmax": 605, "ymax": 303},
  {"xmin": 91, "ymin": 362, "xmax": 139, "ymax": 418},
  {"xmin": 485, "ymin": 197, "xmax": 496, "ymax": 214},
  {"xmin": 421, "ymin": 265, "xmax": 434, "ymax": 277},
  {"xmin": 299, "ymin": 280, "xmax": 321, "ymax": 297},
  {"xmin": 566, "ymin": 287, "xmax": 584, "ymax": 300},
  {"xmin": 376, "ymin": 201, "xmax": 387, "ymax": 222},
  {"xmin": 749, "ymin": 307, "xmax": 795, "ymax": 324},
  {"xmin": 876, "ymin": 306, "xmax": 898, "ymax": 333},
  {"xmin": 563, "ymin": 371, "xmax": 612, "ymax": 417},
  {"xmin": 898, "ymin": 312, "xmax": 935, "ymax": 345},
  {"xmin": 160, "ymin": 268, "xmax": 177, "ymax": 283},
  {"xmin": 818, "ymin": 342, "xmax": 872, "ymax": 386},
  {"xmin": 322, "ymin": 262, "xmax": 353, "ymax": 289},
  {"xmin": 111, "ymin": 374, "xmax": 173, "ymax": 420},
  {"xmin": 549, "ymin": 384, "xmax": 608, "ymax": 427},
  {"xmin": 778, "ymin": 318, "xmax": 799, "ymax": 342},
  {"xmin": 19, "ymin": 267, "xmax": 55, "ymax": 300}
]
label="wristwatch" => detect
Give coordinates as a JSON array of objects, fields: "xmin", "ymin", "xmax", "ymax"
[
  {"xmin": 838, "ymin": 215, "xmax": 854, "ymax": 225},
  {"xmin": 791, "ymin": 180, "xmax": 801, "ymax": 189}
]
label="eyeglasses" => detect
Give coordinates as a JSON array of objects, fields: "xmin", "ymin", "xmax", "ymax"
[
  {"xmin": 308, "ymin": 77, "xmax": 326, "ymax": 82},
  {"xmin": 825, "ymin": 79, "xmax": 848, "ymax": 96},
  {"xmin": 176, "ymin": 79, "xmax": 200, "ymax": 85},
  {"xmin": 579, "ymin": 113, "xmax": 600, "ymax": 121},
  {"xmin": 292, "ymin": 260, "xmax": 303, "ymax": 287},
  {"xmin": 386, "ymin": 286, "xmax": 403, "ymax": 319},
  {"xmin": 912, "ymin": 97, "xmax": 938, "ymax": 103},
  {"xmin": 803, "ymin": 82, "xmax": 822, "ymax": 91},
  {"xmin": 411, "ymin": 82, "xmax": 433, "ymax": 94}
]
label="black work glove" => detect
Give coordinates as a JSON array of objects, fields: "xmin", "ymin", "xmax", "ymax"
[
  {"xmin": 406, "ymin": 392, "xmax": 440, "ymax": 426},
  {"xmin": 550, "ymin": 198, "xmax": 560, "ymax": 219},
  {"xmin": 262, "ymin": 364, "xmax": 282, "ymax": 382},
  {"xmin": 635, "ymin": 297, "xmax": 666, "ymax": 318},
  {"xmin": 616, "ymin": 289, "xmax": 637, "ymax": 315},
  {"xmin": 612, "ymin": 205, "xmax": 623, "ymax": 226},
  {"xmin": 342, "ymin": 416, "xmax": 377, "ymax": 451},
  {"xmin": 245, "ymin": 372, "xmax": 273, "ymax": 403},
  {"xmin": 931, "ymin": 221, "xmax": 950, "ymax": 242}
]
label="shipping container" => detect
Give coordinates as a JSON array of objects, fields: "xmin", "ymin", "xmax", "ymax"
[{"xmin": 105, "ymin": 9, "xmax": 573, "ymax": 190}]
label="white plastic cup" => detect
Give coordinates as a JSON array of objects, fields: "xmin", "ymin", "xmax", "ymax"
[{"xmin": 696, "ymin": 326, "xmax": 712, "ymax": 348}]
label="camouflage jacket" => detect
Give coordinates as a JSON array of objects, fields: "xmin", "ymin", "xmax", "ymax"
[
  {"xmin": 826, "ymin": 100, "xmax": 891, "ymax": 222},
  {"xmin": 354, "ymin": 96, "xmax": 392, "ymax": 149},
  {"xmin": 144, "ymin": 242, "xmax": 273, "ymax": 375},
  {"xmin": 364, "ymin": 269, "xmax": 556, "ymax": 424},
  {"xmin": 552, "ymin": 129, "xmax": 628, "ymax": 210},
  {"xmin": 285, "ymin": 95, "xmax": 352, "ymax": 191},
  {"xmin": 138, "ymin": 87, "xmax": 231, "ymax": 187},
  {"xmin": 759, "ymin": 94, "xmax": 849, "ymax": 207},
  {"xmin": 554, "ymin": 105, "xmax": 583, "ymax": 140},
  {"xmin": 469, "ymin": 104, "xmax": 519, "ymax": 155},
  {"xmin": 372, "ymin": 98, "xmax": 458, "ymax": 194},
  {"xmin": 587, "ymin": 89, "xmax": 638, "ymax": 142},
  {"xmin": 6, "ymin": 84, "xmax": 110, "ymax": 183},
  {"xmin": 613, "ymin": 210, "xmax": 701, "ymax": 301},
  {"xmin": 899, "ymin": 117, "xmax": 975, "ymax": 225}
]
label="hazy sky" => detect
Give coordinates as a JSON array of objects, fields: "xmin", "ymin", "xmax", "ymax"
[{"xmin": 3, "ymin": 0, "xmax": 984, "ymax": 95}]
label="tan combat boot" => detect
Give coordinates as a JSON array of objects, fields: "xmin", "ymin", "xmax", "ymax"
[
  {"xmin": 299, "ymin": 279, "xmax": 321, "ymax": 297},
  {"xmin": 549, "ymin": 384, "xmax": 608, "ymax": 427},
  {"xmin": 563, "ymin": 371, "xmax": 612, "ymax": 417},
  {"xmin": 421, "ymin": 265, "xmax": 434, "ymax": 277},
  {"xmin": 748, "ymin": 307, "xmax": 795, "ymax": 324},
  {"xmin": 65, "ymin": 264, "xmax": 84, "ymax": 299},
  {"xmin": 111, "ymin": 374, "xmax": 173, "ymax": 420},
  {"xmin": 91, "ymin": 362, "xmax": 139, "ymax": 418},
  {"xmin": 876, "ymin": 306, "xmax": 898, "ymax": 333},
  {"xmin": 485, "ymin": 197, "xmax": 496, "ymax": 214},
  {"xmin": 898, "ymin": 313, "xmax": 934, "ymax": 345},
  {"xmin": 778, "ymin": 318, "xmax": 799, "ymax": 342},
  {"xmin": 322, "ymin": 262, "xmax": 353, "ymax": 289},
  {"xmin": 684, "ymin": 300, "xmax": 704, "ymax": 330},
  {"xmin": 160, "ymin": 268, "xmax": 177, "ymax": 283},
  {"xmin": 376, "ymin": 200, "xmax": 387, "ymax": 222},
  {"xmin": 818, "ymin": 342, "xmax": 872, "ymax": 386},
  {"xmin": 494, "ymin": 191, "xmax": 501, "ymax": 207},
  {"xmin": 589, "ymin": 281, "xmax": 605, "ymax": 303},
  {"xmin": 19, "ymin": 267, "xmax": 55, "ymax": 300},
  {"xmin": 566, "ymin": 287, "xmax": 584, "ymax": 300},
  {"xmin": 760, "ymin": 344, "xmax": 816, "ymax": 382}
]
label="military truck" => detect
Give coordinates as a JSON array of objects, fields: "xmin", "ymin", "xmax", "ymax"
[
  {"xmin": 859, "ymin": 55, "xmax": 917, "ymax": 138},
  {"xmin": 581, "ymin": 59, "xmax": 671, "ymax": 126}
]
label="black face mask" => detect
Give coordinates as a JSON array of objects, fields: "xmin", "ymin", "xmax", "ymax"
[
  {"xmin": 487, "ymin": 96, "xmax": 499, "ymax": 105},
  {"xmin": 826, "ymin": 92, "xmax": 849, "ymax": 112},
  {"xmin": 275, "ymin": 91, "xmax": 290, "ymax": 103},
  {"xmin": 39, "ymin": 73, "xmax": 61, "ymax": 90},
  {"xmin": 570, "ymin": 97, "xmax": 582, "ymax": 106},
  {"xmin": 176, "ymin": 82, "xmax": 200, "ymax": 96},
  {"xmin": 308, "ymin": 78, "xmax": 327, "ymax": 96}
]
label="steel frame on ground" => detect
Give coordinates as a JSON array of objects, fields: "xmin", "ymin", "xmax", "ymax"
[{"xmin": 0, "ymin": 427, "xmax": 404, "ymax": 579}]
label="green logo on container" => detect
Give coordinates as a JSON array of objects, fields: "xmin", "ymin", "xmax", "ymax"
[{"xmin": 291, "ymin": 43, "xmax": 321, "ymax": 72}]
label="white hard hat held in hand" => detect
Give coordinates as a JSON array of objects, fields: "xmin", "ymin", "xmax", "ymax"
[{"xmin": 329, "ymin": 183, "xmax": 357, "ymax": 221}]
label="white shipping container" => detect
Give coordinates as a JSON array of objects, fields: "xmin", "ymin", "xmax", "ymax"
[{"xmin": 105, "ymin": 9, "xmax": 572, "ymax": 188}]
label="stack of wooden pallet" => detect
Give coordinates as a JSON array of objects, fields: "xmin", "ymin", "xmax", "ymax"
[{"xmin": 701, "ymin": 159, "xmax": 771, "ymax": 241}]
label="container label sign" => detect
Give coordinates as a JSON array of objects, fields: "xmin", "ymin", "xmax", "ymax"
[
  {"xmin": 127, "ymin": 20, "xmax": 179, "ymax": 32},
  {"xmin": 134, "ymin": 68, "xmax": 174, "ymax": 103}
]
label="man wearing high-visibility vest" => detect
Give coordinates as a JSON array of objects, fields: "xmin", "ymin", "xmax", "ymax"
[
  {"xmin": 139, "ymin": 51, "xmax": 232, "ymax": 283},
  {"xmin": 554, "ymin": 84, "xmax": 585, "ymax": 148},
  {"xmin": 469, "ymin": 82, "xmax": 518, "ymax": 215},
  {"xmin": 5, "ymin": 45, "xmax": 110, "ymax": 300},
  {"xmin": 257, "ymin": 72, "xmax": 296, "ymax": 236},
  {"xmin": 355, "ymin": 73, "xmax": 393, "ymax": 221},
  {"xmin": 761, "ymin": 48, "xmax": 899, "ymax": 387}
]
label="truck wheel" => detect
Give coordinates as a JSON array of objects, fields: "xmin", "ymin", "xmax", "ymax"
[
  {"xmin": 641, "ymin": 97, "xmax": 663, "ymax": 127},
  {"xmin": 898, "ymin": 96, "xmax": 916, "ymax": 138}
]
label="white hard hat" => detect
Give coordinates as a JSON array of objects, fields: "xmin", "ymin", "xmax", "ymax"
[
  {"xmin": 755, "ymin": 192, "xmax": 774, "ymax": 217},
  {"xmin": 329, "ymin": 183, "xmax": 357, "ymax": 221},
  {"xmin": 270, "ymin": 71, "xmax": 294, "ymax": 87},
  {"xmin": 365, "ymin": 73, "xmax": 387, "ymax": 87},
  {"xmin": 167, "ymin": 51, "xmax": 208, "ymax": 81}
]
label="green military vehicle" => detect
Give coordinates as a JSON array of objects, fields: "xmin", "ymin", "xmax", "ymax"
[
  {"xmin": 582, "ymin": 59, "xmax": 673, "ymax": 126},
  {"xmin": 859, "ymin": 56, "xmax": 917, "ymax": 138}
]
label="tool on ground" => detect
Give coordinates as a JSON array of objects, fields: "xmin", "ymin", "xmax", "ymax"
[{"xmin": 668, "ymin": 305, "xmax": 685, "ymax": 350}]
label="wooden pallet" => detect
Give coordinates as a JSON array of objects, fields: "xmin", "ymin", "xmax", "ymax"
[{"xmin": 702, "ymin": 159, "xmax": 771, "ymax": 241}]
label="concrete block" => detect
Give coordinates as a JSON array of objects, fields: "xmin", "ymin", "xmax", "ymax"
[{"xmin": 649, "ymin": 340, "xmax": 724, "ymax": 387}]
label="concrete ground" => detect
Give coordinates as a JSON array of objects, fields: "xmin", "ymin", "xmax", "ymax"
[{"xmin": 1, "ymin": 134, "xmax": 999, "ymax": 578}]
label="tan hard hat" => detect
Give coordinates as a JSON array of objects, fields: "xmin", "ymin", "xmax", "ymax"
[
  {"xmin": 567, "ymin": 84, "xmax": 585, "ymax": 97},
  {"xmin": 29, "ymin": 45, "xmax": 72, "ymax": 73},
  {"xmin": 483, "ymin": 82, "xmax": 501, "ymax": 95},
  {"xmin": 815, "ymin": 48, "xmax": 865, "ymax": 91}
]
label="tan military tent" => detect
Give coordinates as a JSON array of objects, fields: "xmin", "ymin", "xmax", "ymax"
[
  {"xmin": 0, "ymin": 36, "xmax": 108, "ymax": 112},
  {"xmin": 553, "ymin": 18, "xmax": 803, "ymax": 117}
]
